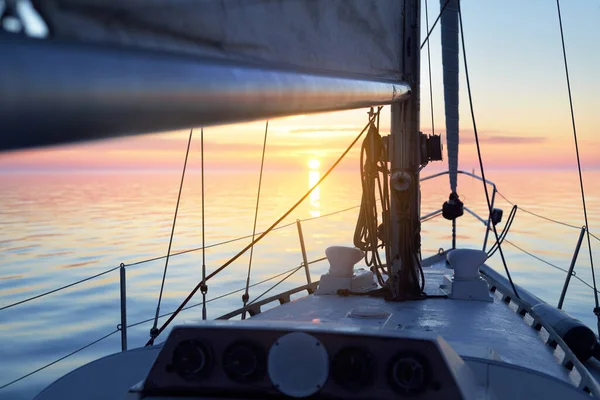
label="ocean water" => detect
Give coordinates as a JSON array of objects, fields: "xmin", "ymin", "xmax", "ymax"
[{"xmin": 1, "ymin": 167, "xmax": 599, "ymax": 399}]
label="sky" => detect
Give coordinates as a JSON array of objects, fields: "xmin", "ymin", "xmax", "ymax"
[{"xmin": 0, "ymin": 0, "xmax": 598, "ymax": 172}]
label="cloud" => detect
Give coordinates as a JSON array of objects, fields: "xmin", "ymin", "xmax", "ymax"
[
  {"xmin": 460, "ymin": 135, "xmax": 547, "ymax": 144},
  {"xmin": 419, "ymin": 127, "xmax": 547, "ymax": 145},
  {"xmin": 274, "ymin": 125, "xmax": 362, "ymax": 134}
]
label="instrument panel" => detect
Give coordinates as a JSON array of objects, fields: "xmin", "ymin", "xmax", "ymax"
[{"xmin": 140, "ymin": 322, "xmax": 471, "ymax": 399}]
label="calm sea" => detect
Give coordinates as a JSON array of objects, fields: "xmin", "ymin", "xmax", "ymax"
[{"xmin": 1, "ymin": 168, "xmax": 599, "ymax": 399}]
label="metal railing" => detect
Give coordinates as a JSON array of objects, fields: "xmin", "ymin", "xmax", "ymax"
[
  {"xmin": 421, "ymin": 169, "xmax": 499, "ymax": 251},
  {"xmin": 2, "ymin": 169, "xmax": 599, "ymax": 391}
]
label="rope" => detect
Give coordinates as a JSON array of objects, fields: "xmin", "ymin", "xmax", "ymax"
[
  {"xmin": 146, "ymin": 109, "xmax": 381, "ymax": 346},
  {"xmin": 420, "ymin": 0, "xmax": 451, "ymax": 50},
  {"xmin": 555, "ymin": 0, "xmax": 599, "ymax": 318},
  {"xmin": 0, "ymin": 329, "xmax": 119, "ymax": 390},
  {"xmin": 353, "ymin": 108, "xmax": 389, "ymax": 287},
  {"xmin": 457, "ymin": 2, "xmax": 519, "ymax": 299},
  {"xmin": 149, "ymin": 128, "xmax": 193, "ymax": 340},
  {"xmin": 242, "ymin": 121, "xmax": 269, "ymax": 319},
  {"xmin": 201, "ymin": 127, "xmax": 207, "ymax": 321},
  {"xmin": 425, "ymin": 0, "xmax": 436, "ymax": 137}
]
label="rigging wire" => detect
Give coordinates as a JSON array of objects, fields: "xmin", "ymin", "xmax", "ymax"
[
  {"xmin": 497, "ymin": 191, "xmax": 600, "ymax": 243},
  {"xmin": 504, "ymin": 239, "xmax": 600, "ymax": 296},
  {"xmin": 496, "ymin": 191, "xmax": 580, "ymax": 230},
  {"xmin": 1, "ymin": 258, "xmax": 329, "ymax": 391},
  {"xmin": 0, "ymin": 204, "xmax": 364, "ymax": 314},
  {"xmin": 149, "ymin": 128, "xmax": 193, "ymax": 341},
  {"xmin": 146, "ymin": 108, "xmax": 382, "ymax": 346},
  {"xmin": 0, "ymin": 265, "xmax": 120, "ymax": 312},
  {"xmin": 247, "ymin": 266, "xmax": 304, "ymax": 307},
  {"xmin": 201, "ymin": 127, "xmax": 207, "ymax": 320},
  {"xmin": 128, "ymin": 259, "xmax": 327, "ymax": 329},
  {"xmin": 424, "ymin": 0, "xmax": 436, "ymax": 136},
  {"xmin": 420, "ymin": 0, "xmax": 451, "ymax": 50},
  {"xmin": 7, "ymin": 184, "xmax": 597, "ymax": 316},
  {"xmin": 242, "ymin": 121, "xmax": 269, "ymax": 319},
  {"xmin": 457, "ymin": 2, "xmax": 520, "ymax": 299},
  {"xmin": 486, "ymin": 205, "xmax": 518, "ymax": 258},
  {"xmin": 0, "ymin": 329, "xmax": 120, "ymax": 390},
  {"xmin": 555, "ymin": 0, "xmax": 599, "ymax": 324}
]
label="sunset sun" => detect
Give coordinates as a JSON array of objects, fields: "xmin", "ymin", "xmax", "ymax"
[{"xmin": 308, "ymin": 159, "xmax": 320, "ymax": 169}]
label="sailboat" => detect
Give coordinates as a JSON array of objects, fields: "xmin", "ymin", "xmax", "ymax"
[{"xmin": 1, "ymin": 0, "xmax": 599, "ymax": 399}]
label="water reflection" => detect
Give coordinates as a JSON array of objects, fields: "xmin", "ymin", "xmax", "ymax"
[{"xmin": 308, "ymin": 161, "xmax": 321, "ymax": 218}]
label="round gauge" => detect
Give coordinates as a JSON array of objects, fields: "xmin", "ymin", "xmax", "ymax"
[
  {"xmin": 223, "ymin": 342, "xmax": 266, "ymax": 383},
  {"xmin": 331, "ymin": 347, "xmax": 374, "ymax": 390},
  {"xmin": 388, "ymin": 352, "xmax": 430, "ymax": 395},
  {"xmin": 171, "ymin": 339, "xmax": 212, "ymax": 380},
  {"xmin": 268, "ymin": 332, "xmax": 329, "ymax": 398}
]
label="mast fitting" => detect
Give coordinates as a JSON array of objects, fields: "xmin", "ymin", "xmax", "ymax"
[{"xmin": 442, "ymin": 192, "xmax": 464, "ymax": 221}]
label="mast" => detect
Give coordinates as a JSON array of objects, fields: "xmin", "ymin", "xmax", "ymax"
[{"xmin": 390, "ymin": 0, "xmax": 422, "ymax": 299}]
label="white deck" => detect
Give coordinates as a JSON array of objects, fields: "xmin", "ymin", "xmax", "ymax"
[
  {"xmin": 36, "ymin": 257, "xmax": 598, "ymax": 400},
  {"xmin": 252, "ymin": 259, "xmax": 573, "ymax": 384}
]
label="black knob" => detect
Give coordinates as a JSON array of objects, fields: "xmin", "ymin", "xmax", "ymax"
[
  {"xmin": 331, "ymin": 347, "xmax": 374, "ymax": 390},
  {"xmin": 172, "ymin": 339, "xmax": 212, "ymax": 380},
  {"xmin": 223, "ymin": 342, "xmax": 266, "ymax": 383},
  {"xmin": 388, "ymin": 352, "xmax": 430, "ymax": 395}
]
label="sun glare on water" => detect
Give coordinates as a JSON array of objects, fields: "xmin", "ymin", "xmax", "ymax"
[
  {"xmin": 308, "ymin": 159, "xmax": 320, "ymax": 170},
  {"xmin": 308, "ymin": 159, "xmax": 321, "ymax": 217}
]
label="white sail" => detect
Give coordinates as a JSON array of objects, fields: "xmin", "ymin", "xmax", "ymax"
[
  {"xmin": 32, "ymin": 0, "xmax": 405, "ymax": 80},
  {"xmin": 0, "ymin": 1, "xmax": 411, "ymax": 151}
]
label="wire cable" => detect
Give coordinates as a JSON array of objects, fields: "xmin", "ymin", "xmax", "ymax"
[
  {"xmin": 150, "ymin": 128, "xmax": 193, "ymax": 339},
  {"xmin": 1, "ymin": 257, "xmax": 329, "ymax": 389},
  {"xmin": 242, "ymin": 121, "xmax": 269, "ymax": 319},
  {"xmin": 496, "ymin": 191, "xmax": 600, "ymax": 243},
  {"xmin": 504, "ymin": 239, "xmax": 599, "ymax": 296},
  {"xmin": 127, "ymin": 260, "xmax": 326, "ymax": 329},
  {"xmin": 424, "ymin": 0, "xmax": 436, "ymax": 136},
  {"xmin": 0, "ymin": 202, "xmax": 364, "ymax": 314},
  {"xmin": 486, "ymin": 205, "xmax": 518, "ymax": 258},
  {"xmin": 457, "ymin": 2, "xmax": 519, "ymax": 298},
  {"xmin": 0, "ymin": 329, "xmax": 119, "ymax": 390},
  {"xmin": 146, "ymin": 108, "xmax": 381, "ymax": 346},
  {"xmin": 12, "ymin": 184, "xmax": 596, "ymax": 315},
  {"xmin": 496, "ymin": 191, "xmax": 580, "ymax": 229},
  {"xmin": 420, "ymin": 0, "xmax": 451, "ymax": 50},
  {"xmin": 0, "ymin": 265, "xmax": 120, "ymax": 312},
  {"xmin": 200, "ymin": 127, "xmax": 208, "ymax": 321},
  {"xmin": 124, "ymin": 205, "xmax": 362, "ymax": 267},
  {"xmin": 555, "ymin": 0, "xmax": 599, "ymax": 321},
  {"xmin": 247, "ymin": 266, "xmax": 303, "ymax": 307}
]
